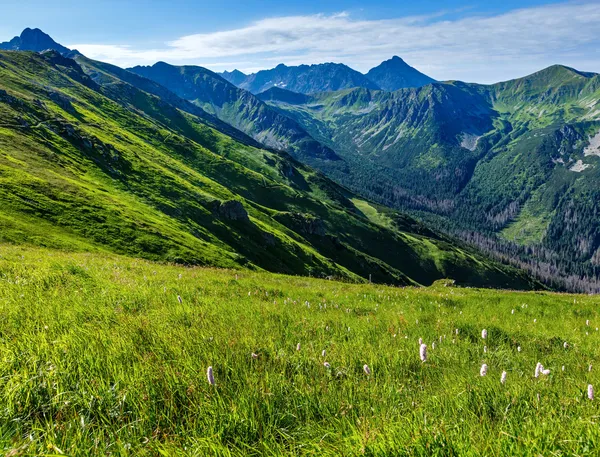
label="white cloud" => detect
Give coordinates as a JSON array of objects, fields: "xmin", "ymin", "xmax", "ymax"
[{"xmin": 69, "ymin": 2, "xmax": 600, "ymax": 83}]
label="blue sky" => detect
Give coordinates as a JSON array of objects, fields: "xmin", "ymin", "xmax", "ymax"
[{"xmin": 1, "ymin": 0, "xmax": 599, "ymax": 83}]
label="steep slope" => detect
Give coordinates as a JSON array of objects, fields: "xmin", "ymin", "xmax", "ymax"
[
  {"xmin": 222, "ymin": 62, "xmax": 381, "ymax": 94},
  {"xmin": 261, "ymin": 66, "xmax": 600, "ymax": 288},
  {"xmin": 128, "ymin": 62, "xmax": 340, "ymax": 162},
  {"xmin": 0, "ymin": 27, "xmax": 71, "ymax": 54},
  {"xmin": 365, "ymin": 56, "xmax": 436, "ymax": 91},
  {"xmin": 0, "ymin": 49, "xmax": 535, "ymax": 289}
]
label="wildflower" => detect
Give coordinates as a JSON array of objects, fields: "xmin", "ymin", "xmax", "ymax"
[
  {"xmin": 363, "ymin": 364, "xmax": 371, "ymax": 375},
  {"xmin": 501, "ymin": 371, "xmax": 507, "ymax": 384},
  {"xmin": 484, "ymin": 346, "xmax": 487, "ymax": 353},
  {"xmin": 588, "ymin": 384, "xmax": 594, "ymax": 401},
  {"xmin": 518, "ymin": 346, "xmax": 522, "ymax": 352},
  {"xmin": 586, "ymin": 319, "xmax": 590, "ymax": 326},
  {"xmin": 564, "ymin": 342, "xmax": 568, "ymax": 349},
  {"xmin": 324, "ymin": 362, "xmax": 331, "ymax": 369},
  {"xmin": 535, "ymin": 362, "xmax": 543, "ymax": 378},
  {"xmin": 207, "ymin": 366, "xmax": 215, "ymax": 385},
  {"xmin": 480, "ymin": 364, "xmax": 488, "ymax": 377},
  {"xmin": 590, "ymin": 364, "xmax": 593, "ymax": 372},
  {"xmin": 511, "ymin": 309, "xmax": 515, "ymax": 315},
  {"xmin": 542, "ymin": 369, "xmax": 550, "ymax": 375},
  {"xmin": 177, "ymin": 295, "xmax": 183, "ymax": 304},
  {"xmin": 455, "ymin": 329, "xmax": 459, "ymax": 335},
  {"xmin": 296, "ymin": 343, "xmax": 301, "ymax": 351},
  {"xmin": 562, "ymin": 365, "xmax": 565, "ymax": 371},
  {"xmin": 418, "ymin": 337, "xmax": 423, "ymax": 345},
  {"xmin": 533, "ymin": 319, "xmax": 537, "ymax": 323},
  {"xmin": 251, "ymin": 353, "xmax": 259, "ymax": 359},
  {"xmin": 481, "ymin": 329, "xmax": 487, "ymax": 339},
  {"xmin": 322, "ymin": 350, "xmax": 326, "ymax": 357},
  {"xmin": 420, "ymin": 344, "xmax": 427, "ymax": 362}
]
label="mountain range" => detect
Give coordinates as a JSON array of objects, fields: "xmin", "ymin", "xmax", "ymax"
[
  {"xmin": 2, "ymin": 27, "xmax": 600, "ymax": 292},
  {"xmin": 219, "ymin": 57, "xmax": 436, "ymax": 94},
  {"xmin": 0, "ymin": 28, "xmax": 537, "ymax": 290}
]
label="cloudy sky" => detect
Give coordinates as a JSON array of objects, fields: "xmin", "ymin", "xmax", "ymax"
[{"xmin": 1, "ymin": 0, "xmax": 599, "ymax": 83}]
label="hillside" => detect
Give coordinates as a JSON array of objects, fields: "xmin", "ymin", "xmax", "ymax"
[
  {"xmin": 261, "ymin": 67, "xmax": 600, "ymax": 290},
  {"xmin": 0, "ymin": 49, "xmax": 535, "ymax": 289},
  {"xmin": 0, "ymin": 244, "xmax": 598, "ymax": 455},
  {"xmin": 128, "ymin": 62, "xmax": 340, "ymax": 163}
]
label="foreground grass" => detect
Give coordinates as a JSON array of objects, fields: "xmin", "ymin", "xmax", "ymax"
[{"xmin": 0, "ymin": 244, "xmax": 599, "ymax": 456}]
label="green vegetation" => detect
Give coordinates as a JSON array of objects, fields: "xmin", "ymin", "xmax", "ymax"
[
  {"xmin": 1, "ymin": 244, "xmax": 599, "ymax": 455},
  {"xmin": 0, "ymin": 50, "xmax": 533, "ymax": 289}
]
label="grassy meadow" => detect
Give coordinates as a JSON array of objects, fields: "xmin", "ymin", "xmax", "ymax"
[{"xmin": 1, "ymin": 243, "xmax": 599, "ymax": 456}]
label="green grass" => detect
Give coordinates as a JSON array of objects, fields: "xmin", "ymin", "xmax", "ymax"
[{"xmin": 1, "ymin": 244, "xmax": 599, "ymax": 456}]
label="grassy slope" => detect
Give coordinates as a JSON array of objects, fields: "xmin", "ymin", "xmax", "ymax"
[
  {"xmin": 0, "ymin": 50, "xmax": 533, "ymax": 289},
  {"xmin": 0, "ymin": 244, "xmax": 599, "ymax": 455}
]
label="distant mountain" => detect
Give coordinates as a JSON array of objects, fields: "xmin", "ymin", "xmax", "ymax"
[
  {"xmin": 222, "ymin": 62, "xmax": 381, "ymax": 94},
  {"xmin": 220, "ymin": 69, "xmax": 247, "ymax": 86},
  {"xmin": 0, "ymin": 27, "xmax": 71, "ymax": 54},
  {"xmin": 128, "ymin": 62, "xmax": 340, "ymax": 161},
  {"xmin": 365, "ymin": 56, "xmax": 436, "ymax": 91}
]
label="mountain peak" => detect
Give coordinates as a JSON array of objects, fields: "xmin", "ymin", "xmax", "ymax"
[
  {"xmin": 0, "ymin": 27, "xmax": 70, "ymax": 54},
  {"xmin": 365, "ymin": 56, "xmax": 435, "ymax": 91}
]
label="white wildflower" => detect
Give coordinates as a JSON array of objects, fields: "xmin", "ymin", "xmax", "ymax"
[
  {"xmin": 481, "ymin": 329, "xmax": 487, "ymax": 339},
  {"xmin": 480, "ymin": 364, "xmax": 488, "ymax": 377},
  {"xmin": 207, "ymin": 366, "xmax": 215, "ymax": 385},
  {"xmin": 588, "ymin": 384, "xmax": 594, "ymax": 401},
  {"xmin": 501, "ymin": 371, "xmax": 507, "ymax": 384},
  {"xmin": 324, "ymin": 362, "xmax": 331, "ymax": 369},
  {"xmin": 363, "ymin": 364, "xmax": 371, "ymax": 375},
  {"xmin": 420, "ymin": 344, "xmax": 427, "ymax": 362}
]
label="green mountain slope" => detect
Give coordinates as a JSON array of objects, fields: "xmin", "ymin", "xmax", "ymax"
[
  {"xmin": 261, "ymin": 66, "xmax": 600, "ymax": 287},
  {"xmin": 128, "ymin": 62, "xmax": 340, "ymax": 162},
  {"xmin": 0, "ymin": 49, "xmax": 535, "ymax": 289}
]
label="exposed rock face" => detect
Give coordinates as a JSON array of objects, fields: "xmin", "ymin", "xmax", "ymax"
[{"xmin": 215, "ymin": 200, "xmax": 249, "ymax": 222}]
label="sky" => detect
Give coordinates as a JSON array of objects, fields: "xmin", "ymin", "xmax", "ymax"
[{"xmin": 1, "ymin": 0, "xmax": 599, "ymax": 83}]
